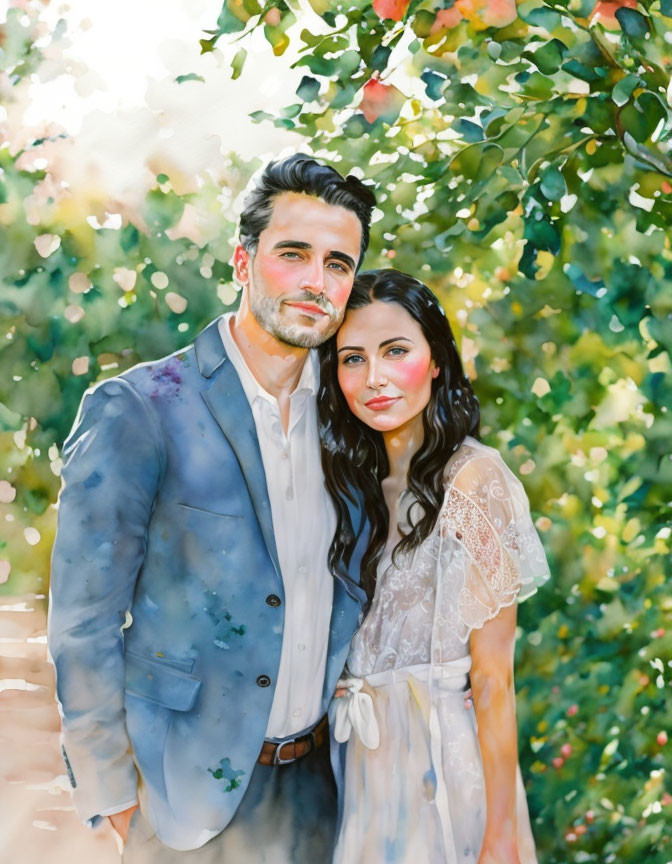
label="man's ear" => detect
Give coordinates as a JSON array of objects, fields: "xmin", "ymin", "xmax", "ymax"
[{"xmin": 233, "ymin": 244, "xmax": 250, "ymax": 286}]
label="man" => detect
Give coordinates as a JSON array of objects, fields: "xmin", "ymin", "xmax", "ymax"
[{"xmin": 48, "ymin": 155, "xmax": 376, "ymax": 861}]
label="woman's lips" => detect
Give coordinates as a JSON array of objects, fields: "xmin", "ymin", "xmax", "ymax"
[{"xmin": 364, "ymin": 396, "xmax": 401, "ymax": 410}]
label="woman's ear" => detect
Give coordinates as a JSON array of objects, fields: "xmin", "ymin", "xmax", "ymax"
[{"xmin": 432, "ymin": 365, "xmax": 440, "ymax": 379}]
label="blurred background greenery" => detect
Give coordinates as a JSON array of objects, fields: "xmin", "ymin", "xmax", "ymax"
[{"xmin": 1, "ymin": 0, "xmax": 672, "ymax": 860}]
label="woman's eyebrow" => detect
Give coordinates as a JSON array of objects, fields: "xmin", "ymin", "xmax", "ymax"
[
  {"xmin": 379, "ymin": 337, "xmax": 414, "ymax": 347},
  {"xmin": 337, "ymin": 336, "xmax": 414, "ymax": 354}
]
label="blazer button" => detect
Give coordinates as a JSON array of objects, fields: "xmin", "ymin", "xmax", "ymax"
[
  {"xmin": 256, "ymin": 675, "xmax": 271, "ymax": 688},
  {"xmin": 266, "ymin": 594, "xmax": 281, "ymax": 607}
]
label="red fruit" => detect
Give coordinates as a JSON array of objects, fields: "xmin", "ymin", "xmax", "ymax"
[
  {"xmin": 561, "ymin": 744, "xmax": 572, "ymax": 758},
  {"xmin": 456, "ymin": 0, "xmax": 517, "ymax": 28},
  {"xmin": 567, "ymin": 704, "xmax": 579, "ymax": 717},
  {"xmin": 360, "ymin": 79, "xmax": 404, "ymax": 125},
  {"xmin": 372, "ymin": 0, "xmax": 410, "ymax": 21},
  {"xmin": 590, "ymin": 0, "xmax": 638, "ymax": 29},
  {"xmin": 657, "ymin": 731, "xmax": 668, "ymax": 746},
  {"xmin": 575, "ymin": 824, "xmax": 588, "ymax": 836},
  {"xmin": 552, "ymin": 756, "xmax": 564, "ymax": 769},
  {"xmin": 431, "ymin": 6, "xmax": 463, "ymax": 32},
  {"xmin": 585, "ymin": 810, "xmax": 595, "ymax": 823}
]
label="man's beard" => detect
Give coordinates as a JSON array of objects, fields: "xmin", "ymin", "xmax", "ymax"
[{"xmin": 249, "ymin": 290, "xmax": 344, "ymax": 348}]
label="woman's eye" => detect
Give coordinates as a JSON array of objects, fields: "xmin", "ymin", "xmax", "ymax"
[
  {"xmin": 342, "ymin": 354, "xmax": 364, "ymax": 365},
  {"xmin": 387, "ymin": 346, "xmax": 408, "ymax": 357}
]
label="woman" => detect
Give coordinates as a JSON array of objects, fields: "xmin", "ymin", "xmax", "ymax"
[{"xmin": 318, "ymin": 270, "xmax": 550, "ymax": 864}]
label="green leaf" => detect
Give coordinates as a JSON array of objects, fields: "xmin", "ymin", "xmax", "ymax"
[
  {"xmin": 539, "ymin": 166, "xmax": 566, "ymax": 202},
  {"xmin": 231, "ymin": 48, "xmax": 247, "ymax": 80},
  {"xmin": 370, "ymin": 44, "xmax": 392, "ymax": 72},
  {"xmin": 452, "ymin": 118, "xmax": 484, "ymax": 143},
  {"xmin": 615, "ymin": 7, "xmax": 649, "ymax": 38},
  {"xmin": 296, "ymin": 75, "xmax": 320, "ymax": 102},
  {"xmin": 529, "ymin": 39, "xmax": 567, "ymax": 76},
  {"xmin": 216, "ymin": 0, "xmax": 248, "ymax": 34},
  {"xmin": 343, "ymin": 114, "xmax": 370, "ymax": 138},
  {"xmin": 330, "ymin": 84, "xmax": 357, "ymax": 109},
  {"xmin": 412, "ymin": 9, "xmax": 435, "ymax": 38},
  {"xmin": 249, "ymin": 109, "xmax": 273, "ymax": 123},
  {"xmin": 612, "ymin": 74, "xmax": 643, "ymax": 107},
  {"xmin": 420, "ymin": 70, "xmax": 446, "ymax": 101},
  {"xmin": 175, "ymin": 73, "xmax": 205, "ymax": 84}
]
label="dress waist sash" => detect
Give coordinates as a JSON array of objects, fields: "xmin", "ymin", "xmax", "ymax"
[{"xmin": 329, "ymin": 656, "xmax": 472, "ymax": 751}]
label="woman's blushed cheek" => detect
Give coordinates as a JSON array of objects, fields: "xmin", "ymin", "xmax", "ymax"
[{"xmin": 394, "ymin": 356, "xmax": 434, "ymax": 389}]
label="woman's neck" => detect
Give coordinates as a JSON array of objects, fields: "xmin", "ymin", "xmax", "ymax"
[{"xmin": 382, "ymin": 413, "xmax": 425, "ymax": 488}]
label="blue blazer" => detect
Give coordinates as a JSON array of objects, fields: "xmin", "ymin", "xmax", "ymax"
[{"xmin": 48, "ymin": 317, "xmax": 367, "ymax": 851}]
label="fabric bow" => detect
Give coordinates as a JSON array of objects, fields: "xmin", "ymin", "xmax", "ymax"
[{"xmin": 330, "ymin": 677, "xmax": 380, "ymax": 750}]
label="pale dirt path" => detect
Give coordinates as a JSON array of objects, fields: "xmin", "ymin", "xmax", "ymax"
[{"xmin": 0, "ymin": 594, "xmax": 119, "ymax": 864}]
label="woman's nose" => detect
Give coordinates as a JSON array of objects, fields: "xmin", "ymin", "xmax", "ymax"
[{"xmin": 366, "ymin": 361, "xmax": 388, "ymax": 390}]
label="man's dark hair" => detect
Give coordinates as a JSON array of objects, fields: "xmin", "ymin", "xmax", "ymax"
[{"xmin": 238, "ymin": 154, "xmax": 376, "ymax": 267}]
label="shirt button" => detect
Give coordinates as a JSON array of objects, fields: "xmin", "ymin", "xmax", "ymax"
[
  {"xmin": 285, "ymin": 488, "xmax": 294, "ymax": 501},
  {"xmin": 297, "ymin": 643, "xmax": 306, "ymax": 652},
  {"xmin": 292, "ymin": 708, "xmax": 302, "ymax": 718},
  {"xmin": 298, "ymin": 565, "xmax": 307, "ymax": 576},
  {"xmin": 256, "ymin": 675, "xmax": 271, "ymax": 688},
  {"xmin": 281, "ymin": 449, "xmax": 289, "ymax": 460},
  {"xmin": 266, "ymin": 594, "xmax": 281, "ymax": 607}
]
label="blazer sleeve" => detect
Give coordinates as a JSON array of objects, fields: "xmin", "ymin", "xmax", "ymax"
[{"xmin": 48, "ymin": 376, "xmax": 164, "ymax": 826}]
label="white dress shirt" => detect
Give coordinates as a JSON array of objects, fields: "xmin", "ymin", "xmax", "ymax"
[{"xmin": 219, "ymin": 314, "xmax": 335, "ymax": 738}]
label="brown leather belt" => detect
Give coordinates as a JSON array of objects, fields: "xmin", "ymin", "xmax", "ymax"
[{"xmin": 258, "ymin": 715, "xmax": 328, "ymax": 766}]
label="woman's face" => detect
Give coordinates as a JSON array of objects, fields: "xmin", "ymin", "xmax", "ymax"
[{"xmin": 336, "ymin": 299, "xmax": 439, "ymax": 433}]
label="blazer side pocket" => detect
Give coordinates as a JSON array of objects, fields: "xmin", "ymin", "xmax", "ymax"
[{"xmin": 125, "ymin": 652, "xmax": 201, "ymax": 711}]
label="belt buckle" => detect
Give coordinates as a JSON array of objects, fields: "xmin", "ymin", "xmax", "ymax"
[{"xmin": 271, "ymin": 730, "xmax": 315, "ymax": 766}]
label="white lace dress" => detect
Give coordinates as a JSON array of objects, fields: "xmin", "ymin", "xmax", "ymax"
[{"xmin": 330, "ymin": 437, "xmax": 550, "ymax": 864}]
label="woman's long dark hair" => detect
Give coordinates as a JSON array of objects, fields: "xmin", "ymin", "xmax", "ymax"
[{"xmin": 318, "ymin": 269, "xmax": 480, "ymax": 603}]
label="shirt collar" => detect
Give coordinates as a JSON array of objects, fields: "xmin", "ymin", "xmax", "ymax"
[{"xmin": 218, "ymin": 313, "xmax": 319, "ymax": 408}]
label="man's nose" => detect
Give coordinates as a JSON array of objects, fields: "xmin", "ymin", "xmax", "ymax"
[
  {"xmin": 299, "ymin": 259, "xmax": 326, "ymax": 295},
  {"xmin": 366, "ymin": 360, "xmax": 388, "ymax": 390}
]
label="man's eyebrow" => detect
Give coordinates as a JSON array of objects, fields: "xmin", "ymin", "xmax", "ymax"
[
  {"xmin": 272, "ymin": 241, "xmax": 356, "ymax": 271},
  {"xmin": 329, "ymin": 251, "xmax": 356, "ymax": 271},
  {"xmin": 272, "ymin": 240, "xmax": 312, "ymax": 251},
  {"xmin": 337, "ymin": 337, "xmax": 414, "ymax": 354}
]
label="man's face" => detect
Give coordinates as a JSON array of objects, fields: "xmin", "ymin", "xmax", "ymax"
[{"xmin": 234, "ymin": 192, "xmax": 363, "ymax": 348}]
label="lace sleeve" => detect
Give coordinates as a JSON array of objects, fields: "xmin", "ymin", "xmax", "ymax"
[{"xmin": 439, "ymin": 447, "xmax": 550, "ymax": 641}]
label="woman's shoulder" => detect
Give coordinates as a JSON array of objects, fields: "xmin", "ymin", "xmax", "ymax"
[{"xmin": 442, "ymin": 436, "xmax": 514, "ymax": 489}]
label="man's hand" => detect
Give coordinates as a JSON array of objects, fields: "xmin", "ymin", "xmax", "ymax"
[{"xmin": 108, "ymin": 804, "xmax": 139, "ymax": 844}]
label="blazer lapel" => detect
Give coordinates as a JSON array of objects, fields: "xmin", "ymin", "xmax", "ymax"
[{"xmin": 195, "ymin": 319, "xmax": 282, "ymax": 583}]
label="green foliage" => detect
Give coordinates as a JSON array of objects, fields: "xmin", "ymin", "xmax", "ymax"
[
  {"xmin": 1, "ymin": 2, "xmax": 671, "ymax": 861},
  {"xmin": 212, "ymin": 0, "xmax": 672, "ymax": 859}
]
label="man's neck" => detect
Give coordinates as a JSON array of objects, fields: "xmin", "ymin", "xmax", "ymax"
[{"xmin": 230, "ymin": 304, "xmax": 309, "ymax": 434}]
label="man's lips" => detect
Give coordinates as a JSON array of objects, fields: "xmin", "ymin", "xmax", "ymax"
[
  {"xmin": 364, "ymin": 396, "xmax": 401, "ymax": 410},
  {"xmin": 284, "ymin": 301, "xmax": 328, "ymax": 317}
]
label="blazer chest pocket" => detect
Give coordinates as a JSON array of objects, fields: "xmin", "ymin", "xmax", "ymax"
[{"xmin": 125, "ymin": 652, "xmax": 201, "ymax": 711}]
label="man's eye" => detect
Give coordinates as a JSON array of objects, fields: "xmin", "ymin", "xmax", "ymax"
[
  {"xmin": 327, "ymin": 261, "xmax": 348, "ymax": 272},
  {"xmin": 280, "ymin": 251, "xmax": 301, "ymax": 259}
]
